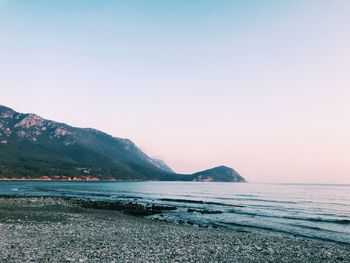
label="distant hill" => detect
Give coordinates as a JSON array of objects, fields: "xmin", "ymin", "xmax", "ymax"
[
  {"xmin": 0, "ymin": 105, "xmax": 245, "ymax": 182},
  {"xmin": 191, "ymin": 166, "xmax": 245, "ymax": 182}
]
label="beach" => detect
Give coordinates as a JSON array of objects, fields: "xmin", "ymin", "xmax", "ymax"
[{"xmin": 0, "ymin": 197, "xmax": 348, "ymax": 263}]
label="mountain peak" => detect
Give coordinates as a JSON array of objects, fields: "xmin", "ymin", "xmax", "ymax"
[
  {"xmin": 0, "ymin": 105, "xmax": 14, "ymax": 111},
  {"xmin": 0, "ymin": 105, "xmax": 16, "ymax": 119}
]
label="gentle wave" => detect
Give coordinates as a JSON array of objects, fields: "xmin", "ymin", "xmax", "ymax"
[
  {"xmin": 286, "ymin": 223, "xmax": 339, "ymax": 232},
  {"xmin": 221, "ymin": 197, "xmax": 299, "ymax": 204},
  {"xmin": 159, "ymin": 198, "xmax": 245, "ymax": 207},
  {"xmin": 228, "ymin": 209, "xmax": 350, "ymax": 225}
]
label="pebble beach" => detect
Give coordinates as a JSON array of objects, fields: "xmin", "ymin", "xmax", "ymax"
[{"xmin": 0, "ymin": 197, "xmax": 349, "ymax": 263}]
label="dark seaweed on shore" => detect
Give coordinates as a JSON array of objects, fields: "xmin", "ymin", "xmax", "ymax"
[{"xmin": 70, "ymin": 199, "xmax": 177, "ymax": 216}]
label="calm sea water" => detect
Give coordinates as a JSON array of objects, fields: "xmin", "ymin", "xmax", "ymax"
[{"xmin": 0, "ymin": 181, "xmax": 349, "ymax": 244}]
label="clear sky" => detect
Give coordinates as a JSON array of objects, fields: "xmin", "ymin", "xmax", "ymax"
[{"xmin": 1, "ymin": 0, "xmax": 350, "ymax": 183}]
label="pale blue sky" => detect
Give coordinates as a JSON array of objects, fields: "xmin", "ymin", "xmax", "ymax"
[{"xmin": 1, "ymin": 0, "xmax": 350, "ymax": 183}]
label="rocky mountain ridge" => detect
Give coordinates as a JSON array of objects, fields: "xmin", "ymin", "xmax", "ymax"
[{"xmin": 0, "ymin": 105, "xmax": 245, "ymax": 182}]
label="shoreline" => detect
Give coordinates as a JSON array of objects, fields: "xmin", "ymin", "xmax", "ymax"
[
  {"xmin": 0, "ymin": 194, "xmax": 349, "ymax": 246},
  {"xmin": 0, "ymin": 178, "xmax": 129, "ymax": 182},
  {"xmin": 0, "ymin": 197, "xmax": 349, "ymax": 262}
]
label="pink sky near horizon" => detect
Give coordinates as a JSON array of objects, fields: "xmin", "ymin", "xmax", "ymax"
[{"xmin": 1, "ymin": 0, "xmax": 350, "ymax": 183}]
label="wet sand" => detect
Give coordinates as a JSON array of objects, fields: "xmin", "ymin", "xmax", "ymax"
[{"xmin": 0, "ymin": 197, "xmax": 348, "ymax": 263}]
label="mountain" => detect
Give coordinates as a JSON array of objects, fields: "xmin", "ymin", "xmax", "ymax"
[
  {"xmin": 191, "ymin": 166, "xmax": 245, "ymax": 182},
  {"xmin": 0, "ymin": 105, "xmax": 245, "ymax": 182}
]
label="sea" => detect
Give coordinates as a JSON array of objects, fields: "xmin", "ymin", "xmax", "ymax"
[{"xmin": 0, "ymin": 181, "xmax": 349, "ymax": 245}]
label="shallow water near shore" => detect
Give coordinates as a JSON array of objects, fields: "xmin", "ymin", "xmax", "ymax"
[{"xmin": 1, "ymin": 181, "xmax": 349, "ymax": 245}]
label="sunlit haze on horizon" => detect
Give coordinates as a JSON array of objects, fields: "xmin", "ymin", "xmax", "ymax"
[{"xmin": 1, "ymin": 0, "xmax": 349, "ymax": 183}]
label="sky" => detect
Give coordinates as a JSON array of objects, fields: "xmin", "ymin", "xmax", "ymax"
[{"xmin": 1, "ymin": 0, "xmax": 350, "ymax": 183}]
